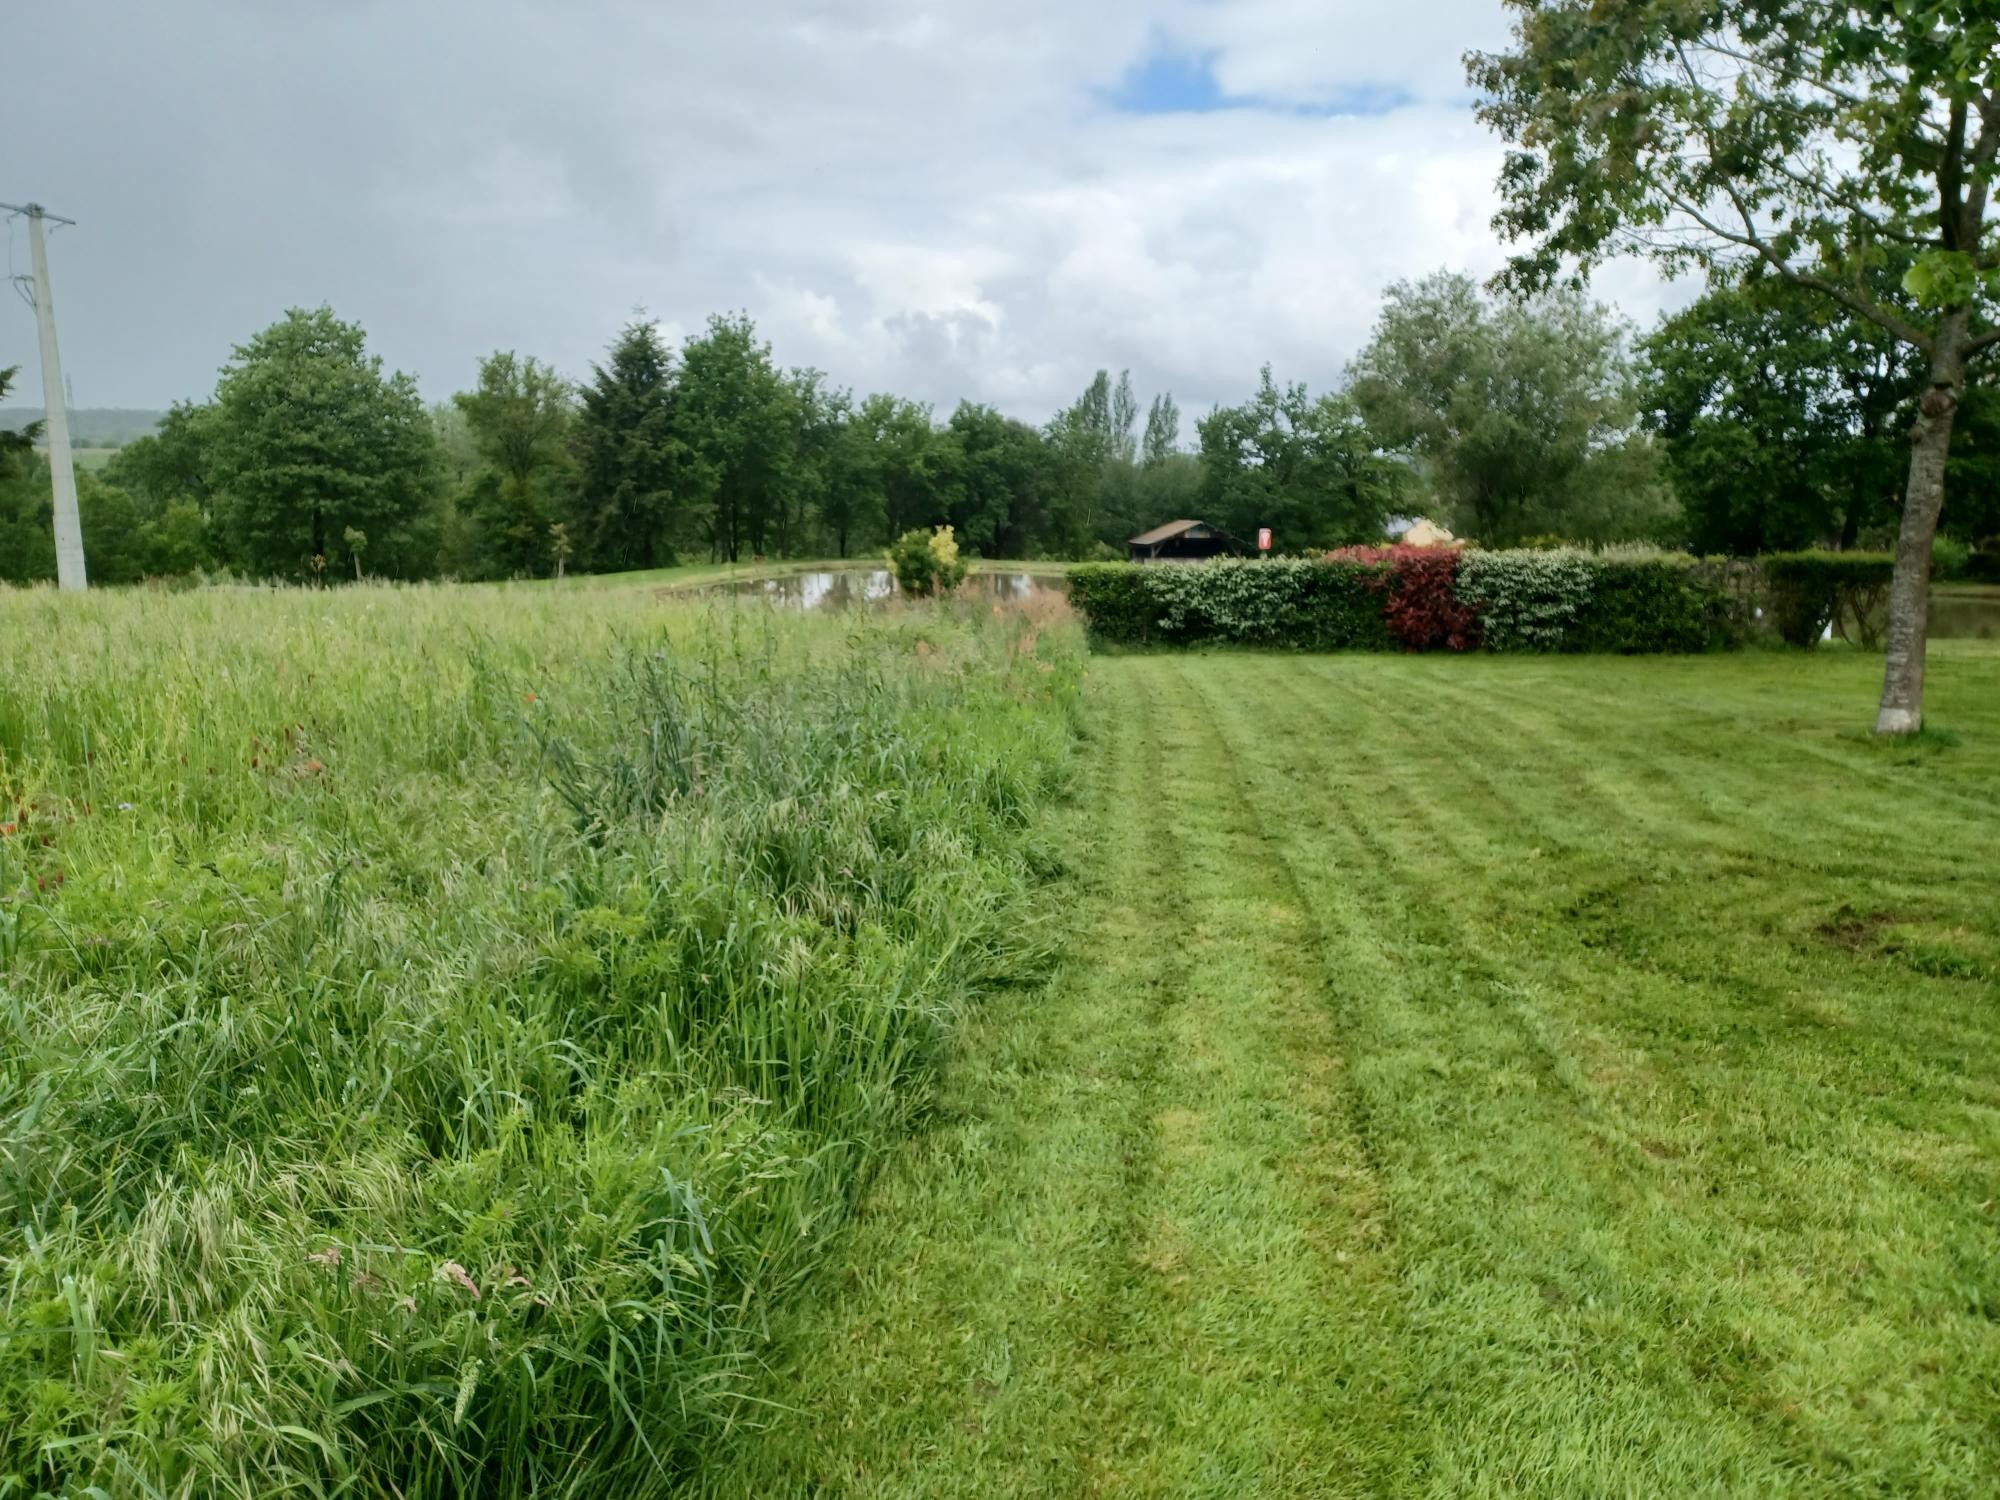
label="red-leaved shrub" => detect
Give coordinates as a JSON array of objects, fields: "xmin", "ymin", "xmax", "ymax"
[{"xmin": 1326, "ymin": 545, "xmax": 1481, "ymax": 652}]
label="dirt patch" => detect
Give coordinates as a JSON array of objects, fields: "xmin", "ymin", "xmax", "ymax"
[{"xmin": 1815, "ymin": 904, "xmax": 1912, "ymax": 952}]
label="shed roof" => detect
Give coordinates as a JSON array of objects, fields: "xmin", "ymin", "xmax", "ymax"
[{"xmin": 1129, "ymin": 518, "xmax": 1210, "ymax": 546}]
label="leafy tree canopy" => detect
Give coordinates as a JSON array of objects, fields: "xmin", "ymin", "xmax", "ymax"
[
  {"xmin": 572, "ymin": 318, "xmax": 683, "ymax": 572},
  {"xmin": 208, "ymin": 307, "xmax": 441, "ymax": 580},
  {"xmin": 1197, "ymin": 366, "xmax": 1406, "ymax": 551},
  {"xmin": 1469, "ymin": 0, "xmax": 1999, "ymax": 728},
  {"xmin": 1348, "ymin": 272, "xmax": 1673, "ymax": 545}
]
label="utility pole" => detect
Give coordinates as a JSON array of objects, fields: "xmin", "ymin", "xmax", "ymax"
[{"xmin": 3, "ymin": 201, "xmax": 87, "ymax": 590}]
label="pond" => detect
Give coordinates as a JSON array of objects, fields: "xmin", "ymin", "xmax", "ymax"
[
  {"xmin": 708, "ymin": 568, "xmax": 1066, "ymax": 610},
  {"xmin": 1931, "ymin": 587, "xmax": 2000, "ymax": 640}
]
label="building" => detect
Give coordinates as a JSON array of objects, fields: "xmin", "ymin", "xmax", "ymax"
[{"xmin": 1127, "ymin": 519, "xmax": 1248, "ymax": 563}]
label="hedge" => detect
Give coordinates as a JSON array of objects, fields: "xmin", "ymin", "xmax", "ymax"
[
  {"xmin": 1067, "ymin": 559, "xmax": 1392, "ymax": 650},
  {"xmin": 1069, "ymin": 550, "xmax": 1741, "ymax": 654},
  {"xmin": 1761, "ymin": 551, "xmax": 1895, "ymax": 648}
]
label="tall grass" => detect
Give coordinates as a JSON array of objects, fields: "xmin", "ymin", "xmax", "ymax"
[{"xmin": 0, "ymin": 582, "xmax": 1080, "ymax": 1496}]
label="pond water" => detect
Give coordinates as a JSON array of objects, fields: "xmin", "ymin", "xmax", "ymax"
[
  {"xmin": 709, "ymin": 569, "xmax": 1065, "ymax": 610},
  {"xmin": 1931, "ymin": 587, "xmax": 2000, "ymax": 640}
]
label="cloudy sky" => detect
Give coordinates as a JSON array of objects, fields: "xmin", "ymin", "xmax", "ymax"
[{"xmin": 6, "ymin": 0, "xmax": 1685, "ymax": 422}]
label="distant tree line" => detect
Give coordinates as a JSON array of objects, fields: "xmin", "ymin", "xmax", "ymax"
[{"xmin": 2, "ymin": 273, "xmax": 1993, "ymax": 587}]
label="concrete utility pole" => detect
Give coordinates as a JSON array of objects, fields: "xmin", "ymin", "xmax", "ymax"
[{"xmin": 3, "ymin": 201, "xmax": 87, "ymax": 590}]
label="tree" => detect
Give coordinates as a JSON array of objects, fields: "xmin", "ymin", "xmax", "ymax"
[
  {"xmin": 1348, "ymin": 272, "xmax": 1674, "ymax": 545},
  {"xmin": 940, "ymin": 402, "xmax": 1053, "ymax": 557},
  {"xmin": 1143, "ymin": 393, "xmax": 1182, "ymax": 467},
  {"xmin": 1642, "ymin": 279, "xmax": 1918, "ymax": 553},
  {"xmin": 207, "ymin": 308, "xmax": 441, "ymax": 579},
  {"xmin": 818, "ymin": 400, "xmax": 887, "ymax": 558},
  {"xmin": 1111, "ymin": 370, "xmax": 1140, "ymax": 466},
  {"xmin": 783, "ymin": 370, "xmax": 855, "ymax": 556},
  {"xmin": 99, "ymin": 402, "xmax": 226, "ymax": 575},
  {"xmin": 453, "ymin": 352, "xmax": 577, "ymax": 578},
  {"xmin": 1044, "ymin": 371, "xmax": 1117, "ymax": 552},
  {"xmin": 1469, "ymin": 0, "xmax": 2000, "ymax": 731},
  {"xmin": 855, "ymin": 393, "xmax": 946, "ymax": 540},
  {"xmin": 1, "ymin": 369, "xmax": 54, "ymax": 584},
  {"xmin": 674, "ymin": 313, "xmax": 794, "ymax": 561},
  {"xmin": 0, "ymin": 368, "xmax": 39, "ymax": 470},
  {"xmin": 573, "ymin": 319, "xmax": 683, "ymax": 573},
  {"xmin": 1197, "ymin": 367, "xmax": 1404, "ymax": 550}
]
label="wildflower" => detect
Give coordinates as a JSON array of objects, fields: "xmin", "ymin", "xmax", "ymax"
[
  {"xmin": 435, "ymin": 1261, "xmax": 480, "ymax": 1299},
  {"xmin": 523, "ymin": 692, "xmax": 538, "ymax": 704},
  {"xmin": 307, "ymin": 1244, "xmax": 343, "ymax": 1268}
]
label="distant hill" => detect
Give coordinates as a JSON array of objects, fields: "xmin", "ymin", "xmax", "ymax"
[{"xmin": 0, "ymin": 407, "xmax": 165, "ymax": 446}]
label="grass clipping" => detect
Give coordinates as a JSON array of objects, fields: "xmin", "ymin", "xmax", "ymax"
[{"xmin": 0, "ymin": 583, "xmax": 1081, "ymax": 1496}]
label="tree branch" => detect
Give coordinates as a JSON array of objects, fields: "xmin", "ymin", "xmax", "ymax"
[
  {"xmin": 1683, "ymin": 38, "xmax": 1908, "ymax": 127},
  {"xmin": 1763, "ymin": 155, "xmax": 1930, "ymax": 244},
  {"xmin": 1668, "ymin": 190, "xmax": 1933, "ymax": 350},
  {"xmin": 1940, "ymin": 98, "xmax": 1969, "ymax": 251},
  {"xmin": 1968, "ymin": 326, "xmax": 2000, "ymax": 355},
  {"xmin": 1662, "ymin": 42, "xmax": 1933, "ymax": 354}
]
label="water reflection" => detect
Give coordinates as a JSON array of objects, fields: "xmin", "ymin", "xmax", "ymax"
[
  {"xmin": 710, "ymin": 569, "xmax": 1064, "ymax": 610},
  {"xmin": 1931, "ymin": 588, "xmax": 2000, "ymax": 640}
]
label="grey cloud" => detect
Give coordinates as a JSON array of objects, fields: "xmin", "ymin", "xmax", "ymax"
[{"xmin": 6, "ymin": 1, "xmax": 1681, "ymax": 425}]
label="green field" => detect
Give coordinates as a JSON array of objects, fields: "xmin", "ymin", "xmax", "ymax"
[
  {"xmin": 706, "ymin": 646, "xmax": 2000, "ymax": 1497},
  {"xmin": 4, "ymin": 580, "xmax": 1998, "ymax": 1496}
]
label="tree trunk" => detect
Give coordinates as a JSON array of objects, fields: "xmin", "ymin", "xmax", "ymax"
[{"xmin": 1874, "ymin": 320, "xmax": 1967, "ymax": 736}]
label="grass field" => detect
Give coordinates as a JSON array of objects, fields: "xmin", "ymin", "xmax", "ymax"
[
  {"xmin": 0, "ymin": 582, "xmax": 1080, "ymax": 1495},
  {"xmin": 6, "ymin": 575, "xmax": 1999, "ymax": 1496},
  {"xmin": 704, "ymin": 645, "xmax": 2000, "ymax": 1497}
]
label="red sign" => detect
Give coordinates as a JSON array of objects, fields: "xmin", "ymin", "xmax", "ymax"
[{"xmin": 1257, "ymin": 528, "xmax": 1272, "ymax": 551}]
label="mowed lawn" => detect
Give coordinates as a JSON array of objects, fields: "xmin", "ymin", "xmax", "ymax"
[{"xmin": 704, "ymin": 645, "xmax": 2000, "ymax": 1499}]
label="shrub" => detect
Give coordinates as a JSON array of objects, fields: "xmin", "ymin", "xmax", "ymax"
[
  {"xmin": 1932, "ymin": 535, "xmax": 1970, "ymax": 583},
  {"xmin": 1066, "ymin": 563, "xmax": 1160, "ymax": 643},
  {"xmin": 887, "ymin": 525, "xmax": 969, "ymax": 596},
  {"xmin": 1068, "ymin": 560, "xmax": 1391, "ymax": 649},
  {"xmin": 1575, "ymin": 555, "xmax": 1733, "ymax": 653},
  {"xmin": 1762, "ymin": 551, "xmax": 1895, "ymax": 648},
  {"xmin": 1328, "ymin": 545, "xmax": 1480, "ymax": 651},
  {"xmin": 1070, "ymin": 551, "xmax": 1738, "ymax": 654},
  {"xmin": 1456, "ymin": 549, "xmax": 1598, "ymax": 651}
]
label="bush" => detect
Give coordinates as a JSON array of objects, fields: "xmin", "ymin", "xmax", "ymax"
[
  {"xmin": 1066, "ymin": 563, "xmax": 1158, "ymax": 642},
  {"xmin": 887, "ymin": 525, "xmax": 969, "ymax": 597},
  {"xmin": 1068, "ymin": 560, "xmax": 1390, "ymax": 649},
  {"xmin": 1574, "ymin": 555, "xmax": 1733, "ymax": 653},
  {"xmin": 1456, "ymin": 550, "xmax": 1598, "ymax": 651},
  {"xmin": 1932, "ymin": 535, "xmax": 1971, "ymax": 583},
  {"xmin": 1329, "ymin": 545, "xmax": 1480, "ymax": 651},
  {"xmin": 1068, "ymin": 551, "xmax": 1738, "ymax": 654},
  {"xmin": 1762, "ymin": 551, "xmax": 1895, "ymax": 648}
]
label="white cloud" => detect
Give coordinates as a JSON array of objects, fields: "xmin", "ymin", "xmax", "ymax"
[{"xmin": 7, "ymin": 0, "xmax": 1684, "ymax": 420}]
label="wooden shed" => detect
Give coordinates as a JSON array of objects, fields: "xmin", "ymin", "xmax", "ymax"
[{"xmin": 1128, "ymin": 519, "xmax": 1248, "ymax": 563}]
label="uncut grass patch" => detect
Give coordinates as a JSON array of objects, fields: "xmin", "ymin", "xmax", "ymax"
[{"xmin": 0, "ymin": 582, "xmax": 1079, "ymax": 1497}]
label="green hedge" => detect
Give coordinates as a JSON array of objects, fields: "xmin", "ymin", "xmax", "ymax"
[
  {"xmin": 1761, "ymin": 551, "xmax": 1895, "ymax": 648},
  {"xmin": 1067, "ymin": 559, "xmax": 1391, "ymax": 649},
  {"xmin": 1070, "ymin": 552, "xmax": 1738, "ymax": 654}
]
